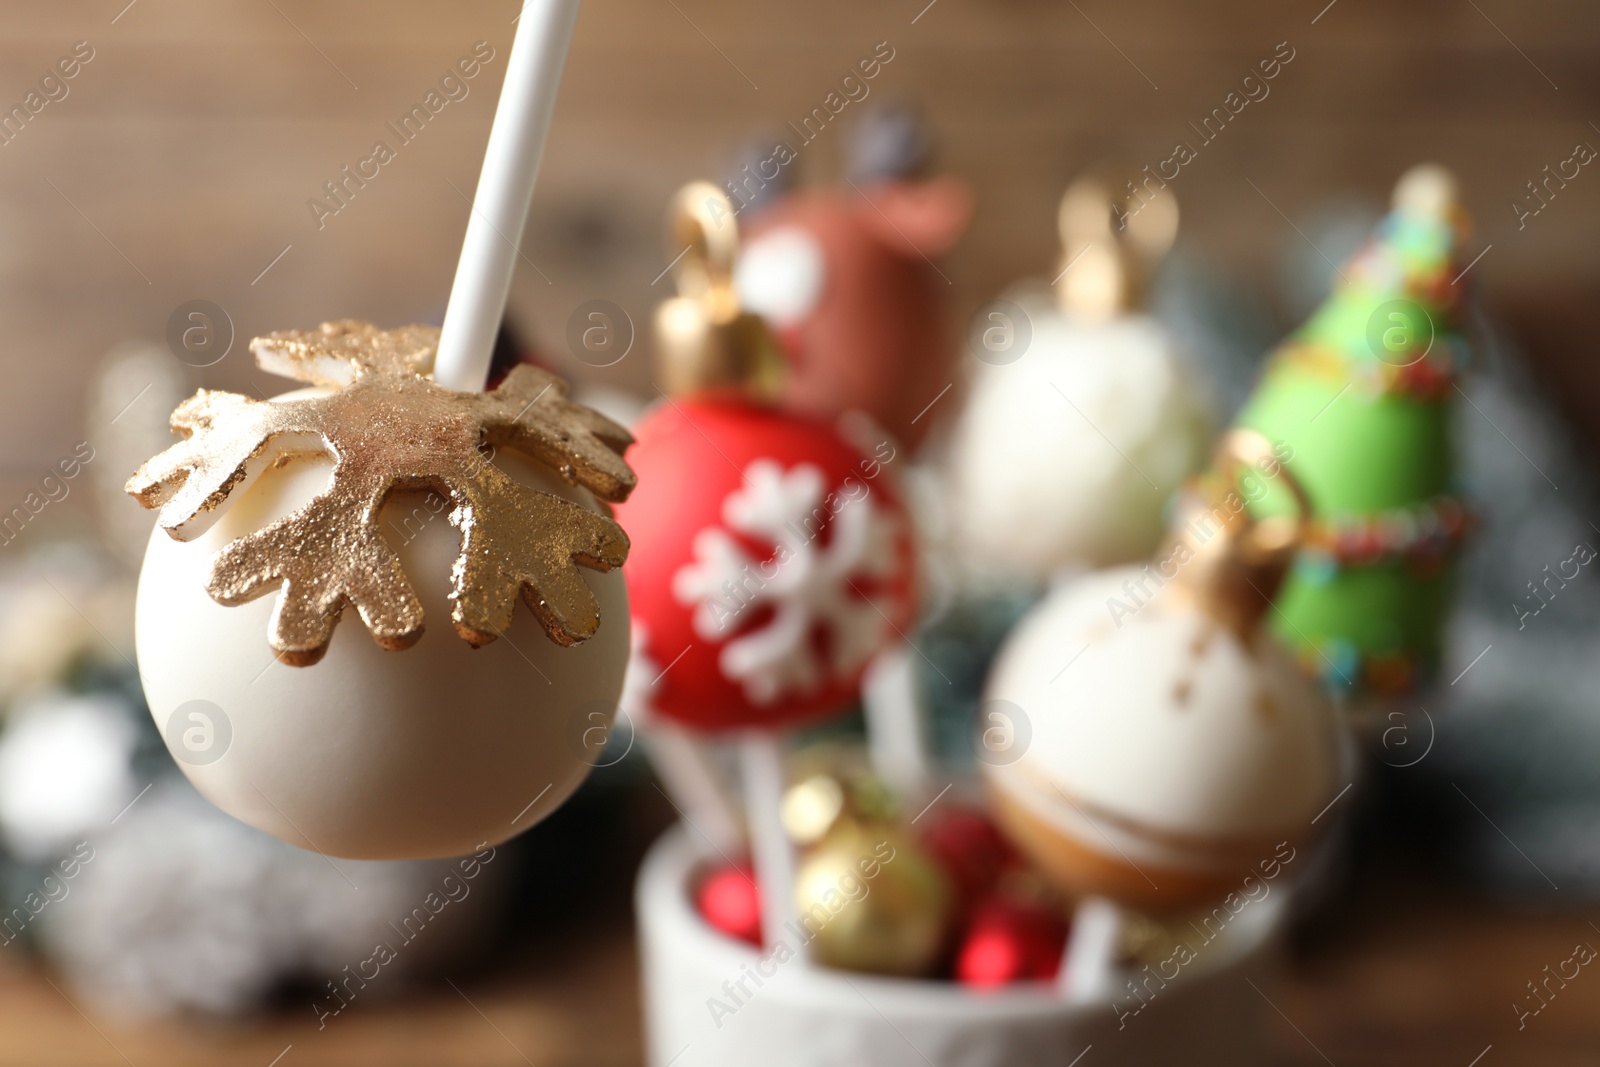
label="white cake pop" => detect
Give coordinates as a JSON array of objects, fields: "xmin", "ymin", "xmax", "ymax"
[
  {"xmin": 125, "ymin": 4, "xmax": 614, "ymax": 862},
  {"xmin": 982, "ymin": 431, "xmax": 1346, "ymax": 911},
  {"xmin": 129, "ymin": 324, "xmax": 633, "ymax": 860},
  {"xmin": 949, "ymin": 172, "xmax": 1210, "ymax": 581}
]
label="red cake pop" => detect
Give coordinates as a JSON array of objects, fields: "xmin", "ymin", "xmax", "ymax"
[{"xmin": 615, "ymin": 183, "xmax": 919, "ymax": 734}]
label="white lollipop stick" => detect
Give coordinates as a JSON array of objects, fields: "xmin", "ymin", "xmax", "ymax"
[
  {"xmin": 861, "ymin": 643, "xmax": 931, "ymax": 795},
  {"xmin": 434, "ymin": 0, "xmax": 582, "ymax": 392},
  {"xmin": 740, "ymin": 733, "xmax": 802, "ymax": 958},
  {"xmin": 1059, "ymin": 896, "xmax": 1125, "ymax": 999}
]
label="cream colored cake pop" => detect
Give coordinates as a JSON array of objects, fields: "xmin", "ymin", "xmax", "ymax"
[
  {"xmin": 127, "ymin": 5, "xmax": 619, "ymax": 862},
  {"xmin": 949, "ymin": 172, "xmax": 1210, "ymax": 581},
  {"xmin": 130, "ymin": 324, "xmax": 633, "ymax": 860},
  {"xmin": 982, "ymin": 431, "xmax": 1346, "ymax": 911}
]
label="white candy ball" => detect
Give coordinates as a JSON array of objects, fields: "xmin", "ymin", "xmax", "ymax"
[
  {"xmin": 950, "ymin": 307, "xmax": 1209, "ymax": 581},
  {"xmin": 982, "ymin": 565, "xmax": 1344, "ymax": 908},
  {"xmin": 135, "ymin": 409, "xmax": 628, "ymax": 861}
]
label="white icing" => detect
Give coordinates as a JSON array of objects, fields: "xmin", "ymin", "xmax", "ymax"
[
  {"xmin": 984, "ymin": 565, "xmax": 1344, "ymax": 856},
  {"xmin": 735, "ymin": 226, "xmax": 827, "ymax": 328},
  {"xmin": 671, "ymin": 459, "xmax": 897, "ymax": 706},
  {"xmin": 949, "ymin": 307, "xmax": 1210, "ymax": 578},
  {"xmin": 135, "ymin": 389, "xmax": 628, "ymax": 860}
]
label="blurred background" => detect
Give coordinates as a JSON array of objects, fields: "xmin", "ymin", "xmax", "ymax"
[{"xmin": 0, "ymin": 0, "xmax": 1597, "ymax": 1064}]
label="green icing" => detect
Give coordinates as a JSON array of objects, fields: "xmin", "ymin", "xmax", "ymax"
[
  {"xmin": 1272, "ymin": 555, "xmax": 1454, "ymax": 690},
  {"xmin": 1232, "ymin": 186, "xmax": 1468, "ymax": 696},
  {"xmin": 1242, "ymin": 367, "xmax": 1455, "ymax": 515}
]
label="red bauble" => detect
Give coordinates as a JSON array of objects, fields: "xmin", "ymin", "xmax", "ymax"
[
  {"xmin": 613, "ymin": 398, "xmax": 917, "ymax": 732},
  {"xmin": 918, "ymin": 805, "xmax": 1021, "ymax": 909},
  {"xmin": 954, "ymin": 897, "xmax": 1069, "ymax": 989},
  {"xmin": 696, "ymin": 863, "xmax": 762, "ymax": 946}
]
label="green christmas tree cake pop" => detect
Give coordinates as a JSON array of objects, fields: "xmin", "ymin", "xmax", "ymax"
[{"xmin": 1235, "ymin": 164, "xmax": 1471, "ymax": 698}]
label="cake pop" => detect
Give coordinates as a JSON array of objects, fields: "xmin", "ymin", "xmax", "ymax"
[
  {"xmin": 982, "ymin": 431, "xmax": 1346, "ymax": 912},
  {"xmin": 619, "ymin": 182, "xmax": 921, "ymax": 958},
  {"xmin": 734, "ymin": 103, "xmax": 973, "ymax": 450},
  {"xmin": 130, "ymin": 324, "xmax": 634, "ymax": 860},
  {"xmin": 948, "ymin": 170, "xmax": 1210, "ymax": 582},
  {"xmin": 615, "ymin": 183, "xmax": 919, "ymax": 733},
  {"xmin": 126, "ymin": 3, "xmax": 629, "ymax": 860},
  {"xmin": 1234, "ymin": 164, "xmax": 1471, "ymax": 698}
]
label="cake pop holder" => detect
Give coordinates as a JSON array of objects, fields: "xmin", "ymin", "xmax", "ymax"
[{"xmin": 637, "ymin": 826, "xmax": 1289, "ymax": 1067}]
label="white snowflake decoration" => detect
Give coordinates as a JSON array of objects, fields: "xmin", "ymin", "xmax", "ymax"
[{"xmin": 672, "ymin": 460, "xmax": 900, "ymax": 706}]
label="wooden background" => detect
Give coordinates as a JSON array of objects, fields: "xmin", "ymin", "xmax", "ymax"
[
  {"xmin": 0, "ymin": 2, "xmax": 1597, "ymax": 1063},
  {"xmin": 0, "ymin": 0, "xmax": 1596, "ymax": 500}
]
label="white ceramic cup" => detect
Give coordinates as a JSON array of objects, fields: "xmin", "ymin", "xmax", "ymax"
[{"xmin": 636, "ymin": 826, "xmax": 1288, "ymax": 1067}]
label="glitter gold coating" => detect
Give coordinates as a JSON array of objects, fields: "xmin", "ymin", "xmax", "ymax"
[{"xmin": 127, "ymin": 320, "xmax": 636, "ymax": 666}]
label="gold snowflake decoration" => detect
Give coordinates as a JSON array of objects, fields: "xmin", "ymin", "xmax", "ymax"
[{"xmin": 128, "ymin": 320, "xmax": 636, "ymax": 666}]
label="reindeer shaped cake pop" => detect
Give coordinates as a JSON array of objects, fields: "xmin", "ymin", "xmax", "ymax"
[{"xmin": 734, "ymin": 104, "xmax": 974, "ymax": 450}]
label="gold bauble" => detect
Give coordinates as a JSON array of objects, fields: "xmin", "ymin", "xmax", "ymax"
[
  {"xmin": 781, "ymin": 774, "xmax": 847, "ymax": 846},
  {"xmin": 793, "ymin": 824, "xmax": 953, "ymax": 978},
  {"xmin": 782, "ymin": 743, "xmax": 899, "ymax": 844}
]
